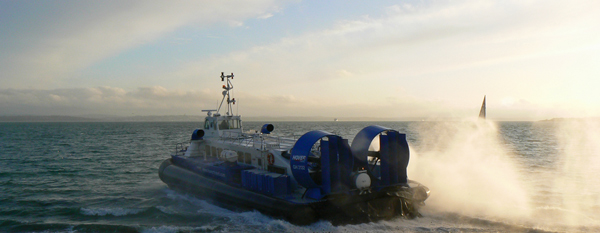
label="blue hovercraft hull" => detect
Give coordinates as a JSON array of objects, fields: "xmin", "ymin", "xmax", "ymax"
[
  {"xmin": 159, "ymin": 157, "xmax": 425, "ymax": 225},
  {"xmin": 158, "ymin": 158, "xmax": 319, "ymax": 224}
]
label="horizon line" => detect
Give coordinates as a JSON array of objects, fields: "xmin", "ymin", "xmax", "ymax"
[{"xmin": 0, "ymin": 114, "xmax": 581, "ymax": 122}]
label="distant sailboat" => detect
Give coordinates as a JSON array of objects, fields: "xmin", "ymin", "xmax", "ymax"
[{"xmin": 479, "ymin": 95, "xmax": 486, "ymax": 119}]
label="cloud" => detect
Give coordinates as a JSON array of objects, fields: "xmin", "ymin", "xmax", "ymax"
[
  {"xmin": 0, "ymin": 0, "xmax": 285, "ymax": 88},
  {"xmin": 258, "ymin": 13, "xmax": 274, "ymax": 19},
  {"xmin": 0, "ymin": 86, "xmax": 217, "ymax": 115},
  {"xmin": 2, "ymin": 0, "xmax": 599, "ymax": 119},
  {"xmin": 0, "ymin": 86, "xmax": 450, "ymax": 118},
  {"xmin": 162, "ymin": 0, "xmax": 600, "ymax": 119},
  {"xmin": 174, "ymin": 0, "xmax": 599, "ymax": 80},
  {"xmin": 0, "ymin": 84, "xmax": 588, "ymax": 120}
]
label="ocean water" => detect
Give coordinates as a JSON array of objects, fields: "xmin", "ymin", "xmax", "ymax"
[{"xmin": 1, "ymin": 120, "xmax": 599, "ymax": 232}]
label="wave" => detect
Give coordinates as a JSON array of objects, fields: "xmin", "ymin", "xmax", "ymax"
[
  {"xmin": 161, "ymin": 189, "xmax": 412, "ymax": 232},
  {"xmin": 80, "ymin": 207, "xmax": 143, "ymax": 217},
  {"xmin": 79, "ymin": 206, "xmax": 186, "ymax": 217},
  {"xmin": 140, "ymin": 225, "xmax": 220, "ymax": 233},
  {"xmin": 163, "ymin": 189, "xmax": 236, "ymax": 217},
  {"xmin": 161, "ymin": 188, "xmax": 566, "ymax": 233},
  {"xmin": 0, "ymin": 220, "xmax": 139, "ymax": 233}
]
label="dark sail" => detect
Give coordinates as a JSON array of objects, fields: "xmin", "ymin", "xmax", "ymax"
[{"xmin": 479, "ymin": 95, "xmax": 486, "ymax": 119}]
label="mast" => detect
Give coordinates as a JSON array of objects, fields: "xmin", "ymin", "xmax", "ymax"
[
  {"xmin": 217, "ymin": 72, "xmax": 236, "ymax": 116},
  {"xmin": 478, "ymin": 95, "xmax": 486, "ymax": 119}
]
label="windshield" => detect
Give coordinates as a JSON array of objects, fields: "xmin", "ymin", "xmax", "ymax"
[{"xmin": 219, "ymin": 118, "xmax": 241, "ymax": 130}]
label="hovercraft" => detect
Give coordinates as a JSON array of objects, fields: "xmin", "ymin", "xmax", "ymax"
[{"xmin": 158, "ymin": 72, "xmax": 429, "ymax": 225}]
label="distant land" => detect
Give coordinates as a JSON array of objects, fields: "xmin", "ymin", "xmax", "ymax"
[
  {"xmin": 0, "ymin": 115, "xmax": 430, "ymax": 122},
  {"xmin": 0, "ymin": 115, "xmax": 95, "ymax": 122},
  {"xmin": 0, "ymin": 115, "xmax": 204, "ymax": 122},
  {"xmin": 537, "ymin": 117, "xmax": 600, "ymax": 122},
  {"xmin": 2, "ymin": 115, "xmax": 583, "ymax": 122}
]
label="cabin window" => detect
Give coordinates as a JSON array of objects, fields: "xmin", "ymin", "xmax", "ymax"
[
  {"xmin": 219, "ymin": 120, "xmax": 229, "ymax": 130},
  {"xmin": 204, "ymin": 119, "xmax": 210, "ymax": 129},
  {"xmin": 217, "ymin": 148, "xmax": 223, "ymax": 157},
  {"xmin": 237, "ymin": 151, "xmax": 243, "ymax": 162},
  {"xmin": 211, "ymin": 146, "xmax": 217, "ymax": 157},
  {"xmin": 257, "ymin": 158, "xmax": 262, "ymax": 166},
  {"xmin": 244, "ymin": 153, "xmax": 251, "ymax": 164},
  {"xmin": 218, "ymin": 119, "xmax": 241, "ymax": 130},
  {"xmin": 229, "ymin": 119, "xmax": 240, "ymax": 129}
]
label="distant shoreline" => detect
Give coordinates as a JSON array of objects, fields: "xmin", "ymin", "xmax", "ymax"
[
  {"xmin": 0, "ymin": 115, "xmax": 555, "ymax": 122},
  {"xmin": 0, "ymin": 115, "xmax": 204, "ymax": 122},
  {"xmin": 0, "ymin": 115, "xmax": 417, "ymax": 122}
]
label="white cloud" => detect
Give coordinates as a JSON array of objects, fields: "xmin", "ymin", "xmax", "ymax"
[
  {"xmin": 162, "ymin": 0, "xmax": 600, "ymax": 119},
  {"xmin": 0, "ymin": 86, "xmax": 449, "ymax": 118},
  {"xmin": 2, "ymin": 0, "xmax": 600, "ymax": 119},
  {"xmin": 0, "ymin": 86, "xmax": 215, "ymax": 115},
  {"xmin": 0, "ymin": 83, "xmax": 592, "ymax": 120},
  {"xmin": 258, "ymin": 13, "xmax": 274, "ymax": 19},
  {"xmin": 0, "ymin": 0, "xmax": 286, "ymax": 88}
]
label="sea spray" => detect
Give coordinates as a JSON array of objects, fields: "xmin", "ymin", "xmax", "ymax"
[
  {"xmin": 545, "ymin": 119, "xmax": 600, "ymax": 227},
  {"xmin": 407, "ymin": 119, "xmax": 531, "ymax": 221}
]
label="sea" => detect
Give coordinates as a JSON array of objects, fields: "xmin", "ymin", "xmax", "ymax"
[{"xmin": 1, "ymin": 120, "xmax": 599, "ymax": 233}]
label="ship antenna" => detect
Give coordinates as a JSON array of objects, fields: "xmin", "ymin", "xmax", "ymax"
[{"xmin": 217, "ymin": 72, "xmax": 236, "ymax": 116}]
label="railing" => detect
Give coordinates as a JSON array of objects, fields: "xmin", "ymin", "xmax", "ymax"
[
  {"xmin": 217, "ymin": 131, "xmax": 254, "ymax": 147},
  {"xmin": 215, "ymin": 131, "xmax": 299, "ymax": 150},
  {"xmin": 174, "ymin": 142, "xmax": 187, "ymax": 156}
]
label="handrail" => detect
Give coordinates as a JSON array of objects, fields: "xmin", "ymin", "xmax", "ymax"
[
  {"xmin": 214, "ymin": 132, "xmax": 298, "ymax": 150},
  {"xmin": 174, "ymin": 142, "xmax": 186, "ymax": 156}
]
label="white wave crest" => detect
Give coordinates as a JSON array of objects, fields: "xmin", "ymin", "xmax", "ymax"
[
  {"xmin": 141, "ymin": 225, "xmax": 219, "ymax": 233},
  {"xmin": 156, "ymin": 205, "xmax": 176, "ymax": 214},
  {"xmin": 80, "ymin": 207, "xmax": 143, "ymax": 216}
]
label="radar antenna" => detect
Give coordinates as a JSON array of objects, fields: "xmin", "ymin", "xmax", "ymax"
[{"xmin": 217, "ymin": 72, "xmax": 236, "ymax": 116}]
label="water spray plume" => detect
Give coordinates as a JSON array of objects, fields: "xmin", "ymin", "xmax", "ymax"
[
  {"xmin": 404, "ymin": 118, "xmax": 600, "ymax": 231},
  {"xmin": 408, "ymin": 119, "xmax": 531, "ymax": 221},
  {"xmin": 544, "ymin": 119, "xmax": 600, "ymax": 228}
]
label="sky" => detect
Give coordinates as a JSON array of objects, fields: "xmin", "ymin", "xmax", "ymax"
[{"xmin": 1, "ymin": 0, "xmax": 600, "ymax": 120}]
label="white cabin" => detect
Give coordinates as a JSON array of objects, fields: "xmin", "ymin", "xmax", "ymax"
[{"xmin": 202, "ymin": 112, "xmax": 243, "ymax": 138}]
